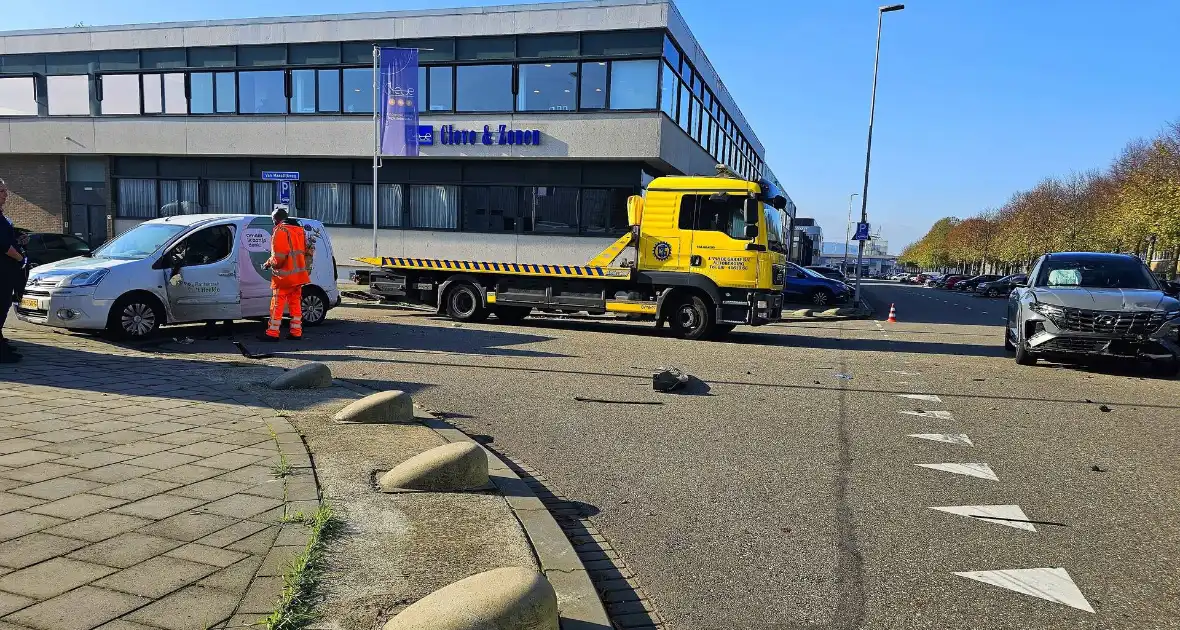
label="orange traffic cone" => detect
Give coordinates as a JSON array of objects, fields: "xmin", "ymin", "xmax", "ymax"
[{"xmin": 887, "ymin": 303, "xmax": 898, "ymax": 323}]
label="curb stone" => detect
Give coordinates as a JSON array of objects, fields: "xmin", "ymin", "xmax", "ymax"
[{"xmin": 330, "ymin": 381, "xmax": 612, "ymax": 629}]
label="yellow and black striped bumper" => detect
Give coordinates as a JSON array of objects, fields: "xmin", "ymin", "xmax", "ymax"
[{"xmin": 355, "ymin": 257, "xmax": 632, "ymax": 280}]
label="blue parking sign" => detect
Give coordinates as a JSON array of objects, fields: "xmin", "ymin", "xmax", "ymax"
[
  {"xmin": 854, "ymin": 222, "xmax": 871, "ymax": 241},
  {"xmin": 278, "ymin": 181, "xmax": 292, "ymax": 204}
]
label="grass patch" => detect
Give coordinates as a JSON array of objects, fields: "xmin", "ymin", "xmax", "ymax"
[
  {"xmin": 259, "ymin": 504, "xmax": 340, "ymax": 630},
  {"xmin": 271, "ymin": 451, "xmax": 293, "ymax": 479}
]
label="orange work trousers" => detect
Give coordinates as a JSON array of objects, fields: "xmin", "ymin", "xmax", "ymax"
[{"xmin": 266, "ymin": 287, "xmax": 303, "ymax": 338}]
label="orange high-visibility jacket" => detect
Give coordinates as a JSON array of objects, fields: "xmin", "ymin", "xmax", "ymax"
[{"xmin": 267, "ymin": 222, "xmax": 311, "ymax": 289}]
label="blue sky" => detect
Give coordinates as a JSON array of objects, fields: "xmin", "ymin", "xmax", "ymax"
[{"xmin": 8, "ymin": 0, "xmax": 1180, "ymax": 252}]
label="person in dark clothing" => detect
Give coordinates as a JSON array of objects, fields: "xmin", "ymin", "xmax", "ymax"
[{"xmin": 1, "ymin": 178, "xmax": 25, "ymax": 363}]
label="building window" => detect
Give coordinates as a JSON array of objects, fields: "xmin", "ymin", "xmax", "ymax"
[
  {"xmin": 291, "ymin": 70, "xmax": 316, "ymax": 114},
  {"xmin": 662, "ymin": 36, "xmax": 681, "ymax": 69},
  {"xmin": 342, "ymin": 68, "xmax": 372, "ymax": 113},
  {"xmin": 318, "ymin": 69, "xmax": 341, "ymax": 112},
  {"xmin": 141, "ymin": 49, "xmax": 187, "ymax": 69},
  {"xmin": 409, "ymin": 185, "xmax": 459, "ymax": 229},
  {"xmin": 206, "ymin": 180, "xmax": 250, "ymax": 213},
  {"xmin": 160, "ymin": 74, "xmax": 185, "ymax": 114},
  {"xmin": 408, "ymin": 185, "xmax": 457, "ymax": 230},
  {"xmin": 521, "ymin": 187, "xmax": 579, "ymax": 234},
  {"xmin": 457, "ymin": 37, "xmax": 515, "ymax": 61},
  {"xmin": 99, "ymin": 51, "xmax": 139, "ymax": 71},
  {"xmin": 189, "ymin": 47, "xmax": 236, "ymax": 68},
  {"xmin": 659, "ymin": 62, "xmax": 677, "ymax": 119},
  {"xmin": 253, "ymin": 182, "xmax": 275, "ymax": 215},
  {"xmin": 116, "ymin": 179, "xmax": 158, "ymax": 218},
  {"xmin": 462, "ymin": 186, "xmax": 518, "ymax": 232},
  {"xmin": 239, "ymin": 71, "xmax": 285, "ymax": 114},
  {"xmin": 190, "ymin": 73, "xmax": 214, "ymax": 114},
  {"xmin": 0, "ymin": 77, "xmax": 38, "ymax": 116},
  {"xmin": 580, "ymin": 189, "xmax": 630, "ymax": 235},
  {"xmin": 353, "ymin": 184, "xmax": 403, "ymax": 227},
  {"xmin": 238, "ymin": 45, "xmax": 286, "ymax": 67},
  {"xmin": 402, "ymin": 39, "xmax": 456, "ymax": 63},
  {"xmin": 456, "ymin": 65, "xmax": 513, "ymax": 112},
  {"xmin": 678, "ymin": 83, "xmax": 690, "ymax": 131},
  {"xmin": 303, "ymin": 183, "xmax": 351, "ymax": 225},
  {"xmin": 215, "ymin": 72, "xmax": 236, "ymax": 113},
  {"xmin": 160, "ymin": 180, "xmax": 201, "ymax": 216},
  {"xmin": 609, "ymin": 59, "xmax": 657, "ymax": 109},
  {"xmin": 47, "ymin": 76, "xmax": 90, "ymax": 116},
  {"xmin": 581, "ymin": 30, "xmax": 662, "ymax": 56},
  {"xmin": 45, "ymin": 53, "xmax": 93, "ymax": 76},
  {"xmin": 428, "ymin": 66, "xmax": 453, "ymax": 111},
  {"xmin": 518, "ymin": 63, "xmax": 576, "ymax": 111},
  {"xmin": 692, "ymin": 97, "xmax": 703, "ymax": 141},
  {"xmin": 290, "ymin": 43, "xmax": 341, "ymax": 66},
  {"xmin": 519, "ymin": 34, "xmax": 580, "ymax": 58},
  {"xmin": 100, "ymin": 74, "xmax": 141, "ymax": 115},
  {"xmin": 580, "ymin": 62, "xmax": 607, "ymax": 110}
]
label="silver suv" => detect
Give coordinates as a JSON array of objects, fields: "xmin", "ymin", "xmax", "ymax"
[{"xmin": 1006, "ymin": 252, "xmax": 1180, "ymax": 374}]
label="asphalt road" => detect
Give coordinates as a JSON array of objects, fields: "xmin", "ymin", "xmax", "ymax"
[{"xmin": 28, "ymin": 282, "xmax": 1179, "ymax": 629}]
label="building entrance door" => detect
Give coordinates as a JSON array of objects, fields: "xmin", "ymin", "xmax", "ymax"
[{"xmin": 69, "ymin": 204, "xmax": 108, "ymax": 248}]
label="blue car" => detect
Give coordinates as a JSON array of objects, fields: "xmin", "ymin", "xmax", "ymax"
[{"xmin": 784, "ymin": 262, "xmax": 852, "ymax": 307}]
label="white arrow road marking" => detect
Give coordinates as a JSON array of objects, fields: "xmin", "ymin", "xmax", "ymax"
[
  {"xmin": 930, "ymin": 504, "xmax": 1035, "ymax": 531},
  {"xmin": 884, "ymin": 370, "xmax": 920, "ymax": 376},
  {"xmin": 953, "ymin": 567, "xmax": 1094, "ymax": 613},
  {"xmin": 900, "ymin": 410, "xmax": 955, "ymax": 419},
  {"xmin": 897, "ymin": 394, "xmax": 942, "ymax": 403},
  {"xmin": 916, "ymin": 462, "xmax": 999, "ymax": 481},
  {"xmin": 909, "ymin": 433, "xmax": 973, "ymax": 446}
]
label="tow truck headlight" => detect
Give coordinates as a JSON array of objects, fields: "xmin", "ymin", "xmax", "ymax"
[{"xmin": 62, "ymin": 269, "xmax": 109, "ymax": 288}]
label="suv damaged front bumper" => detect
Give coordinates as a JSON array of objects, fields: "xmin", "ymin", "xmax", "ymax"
[{"xmin": 1024, "ymin": 314, "xmax": 1180, "ymax": 361}]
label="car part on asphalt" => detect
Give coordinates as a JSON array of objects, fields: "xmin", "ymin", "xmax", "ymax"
[
  {"xmin": 574, "ymin": 396, "xmax": 664, "ymax": 405},
  {"xmin": 653, "ymin": 367, "xmax": 691, "ymax": 392}
]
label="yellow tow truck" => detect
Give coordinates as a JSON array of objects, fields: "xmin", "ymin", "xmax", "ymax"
[{"xmin": 356, "ymin": 166, "xmax": 791, "ymax": 340}]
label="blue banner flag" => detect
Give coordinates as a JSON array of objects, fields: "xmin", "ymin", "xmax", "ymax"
[{"xmin": 378, "ymin": 47, "xmax": 419, "ymax": 157}]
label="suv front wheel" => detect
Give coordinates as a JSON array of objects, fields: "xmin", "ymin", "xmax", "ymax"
[{"xmin": 1013, "ymin": 324, "xmax": 1037, "ymax": 365}]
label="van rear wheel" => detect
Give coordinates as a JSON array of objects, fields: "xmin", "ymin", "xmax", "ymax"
[{"xmin": 301, "ymin": 286, "xmax": 329, "ymax": 327}]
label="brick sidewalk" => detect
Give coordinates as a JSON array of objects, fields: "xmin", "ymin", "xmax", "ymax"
[{"xmin": 0, "ymin": 329, "xmax": 320, "ymax": 630}]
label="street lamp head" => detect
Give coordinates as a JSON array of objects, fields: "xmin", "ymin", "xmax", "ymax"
[{"xmin": 880, "ymin": 4, "xmax": 905, "ymax": 12}]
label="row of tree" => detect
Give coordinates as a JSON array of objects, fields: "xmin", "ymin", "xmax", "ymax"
[{"xmin": 899, "ymin": 121, "xmax": 1180, "ymax": 278}]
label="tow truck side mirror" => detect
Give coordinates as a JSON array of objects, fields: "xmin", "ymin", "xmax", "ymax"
[
  {"xmin": 744, "ymin": 224, "xmax": 759, "ymax": 239},
  {"xmin": 743, "ymin": 198, "xmax": 760, "ymax": 226}
]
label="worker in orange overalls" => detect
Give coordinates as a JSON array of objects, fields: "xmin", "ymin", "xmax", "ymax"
[{"xmin": 258, "ymin": 207, "xmax": 310, "ymax": 342}]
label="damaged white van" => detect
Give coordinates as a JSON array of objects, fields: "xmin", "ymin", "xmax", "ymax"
[{"xmin": 16, "ymin": 214, "xmax": 341, "ymax": 338}]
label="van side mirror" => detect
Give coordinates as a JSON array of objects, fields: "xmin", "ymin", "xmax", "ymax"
[{"xmin": 744, "ymin": 224, "xmax": 759, "ymax": 239}]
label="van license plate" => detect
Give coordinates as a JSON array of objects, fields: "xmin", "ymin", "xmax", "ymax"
[{"xmin": 19, "ymin": 297, "xmax": 39, "ymax": 310}]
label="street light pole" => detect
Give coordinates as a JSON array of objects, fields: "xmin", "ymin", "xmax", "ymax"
[
  {"xmin": 854, "ymin": 3, "xmax": 904, "ymax": 302},
  {"xmin": 842, "ymin": 193, "xmax": 859, "ymax": 274}
]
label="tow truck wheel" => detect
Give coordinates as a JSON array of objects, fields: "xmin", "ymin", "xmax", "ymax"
[
  {"xmin": 670, "ymin": 294, "xmax": 716, "ymax": 341},
  {"xmin": 494, "ymin": 306, "xmax": 530, "ymax": 324},
  {"xmin": 446, "ymin": 282, "xmax": 488, "ymax": 323}
]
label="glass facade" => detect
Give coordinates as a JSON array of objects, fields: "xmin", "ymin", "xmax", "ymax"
[{"xmin": 0, "ymin": 28, "xmax": 767, "ymax": 181}]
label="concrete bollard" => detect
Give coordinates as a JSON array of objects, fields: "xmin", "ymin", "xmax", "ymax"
[
  {"xmin": 383, "ymin": 567, "xmax": 558, "ymax": 630},
  {"xmin": 379, "ymin": 442, "xmax": 489, "ymax": 492},
  {"xmin": 269, "ymin": 362, "xmax": 332, "ymax": 390},
  {"xmin": 334, "ymin": 390, "xmax": 414, "ymax": 424}
]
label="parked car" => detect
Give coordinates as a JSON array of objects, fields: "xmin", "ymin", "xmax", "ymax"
[
  {"xmin": 783, "ymin": 262, "xmax": 851, "ymax": 307},
  {"xmin": 806, "ymin": 265, "xmax": 847, "ymax": 282},
  {"xmin": 17, "ymin": 214, "xmax": 342, "ymax": 339},
  {"xmin": 978, "ymin": 274, "xmax": 1027, "ymax": 297},
  {"xmin": 11, "ymin": 230, "xmax": 94, "ymax": 303},
  {"xmin": 1006, "ymin": 252, "xmax": 1180, "ymax": 374},
  {"xmin": 944, "ymin": 275, "xmax": 969, "ymax": 289},
  {"xmin": 957, "ymin": 274, "xmax": 1001, "ymax": 292}
]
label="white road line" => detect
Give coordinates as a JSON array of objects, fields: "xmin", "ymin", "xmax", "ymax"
[
  {"xmin": 900, "ymin": 410, "xmax": 955, "ymax": 419},
  {"xmin": 930, "ymin": 505, "xmax": 1035, "ymax": 532},
  {"xmin": 908, "ymin": 433, "xmax": 973, "ymax": 446},
  {"xmin": 915, "ymin": 462, "xmax": 999, "ymax": 481},
  {"xmin": 884, "ymin": 370, "xmax": 920, "ymax": 376},
  {"xmin": 897, "ymin": 394, "xmax": 942, "ymax": 403},
  {"xmin": 953, "ymin": 568, "xmax": 1094, "ymax": 613}
]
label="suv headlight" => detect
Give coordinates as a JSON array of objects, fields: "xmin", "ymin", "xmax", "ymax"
[
  {"xmin": 63, "ymin": 269, "xmax": 109, "ymax": 288},
  {"xmin": 1029, "ymin": 302, "xmax": 1065, "ymax": 319}
]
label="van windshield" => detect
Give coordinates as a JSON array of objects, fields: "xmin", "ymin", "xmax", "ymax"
[{"xmin": 93, "ymin": 224, "xmax": 187, "ymax": 260}]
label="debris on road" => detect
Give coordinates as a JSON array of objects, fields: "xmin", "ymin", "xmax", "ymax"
[
  {"xmin": 574, "ymin": 396, "xmax": 663, "ymax": 405},
  {"xmin": 653, "ymin": 367, "xmax": 691, "ymax": 392},
  {"xmin": 1099, "ymin": 405, "xmax": 1112, "ymax": 412},
  {"xmin": 231, "ymin": 340, "xmax": 274, "ymax": 360},
  {"xmin": 341, "ymin": 289, "xmax": 380, "ymax": 302},
  {"xmin": 1091, "ymin": 464, "xmax": 1107, "ymax": 472},
  {"xmin": 172, "ymin": 337, "xmax": 194, "ymax": 345},
  {"xmin": 835, "ymin": 373, "xmax": 853, "ymax": 380}
]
